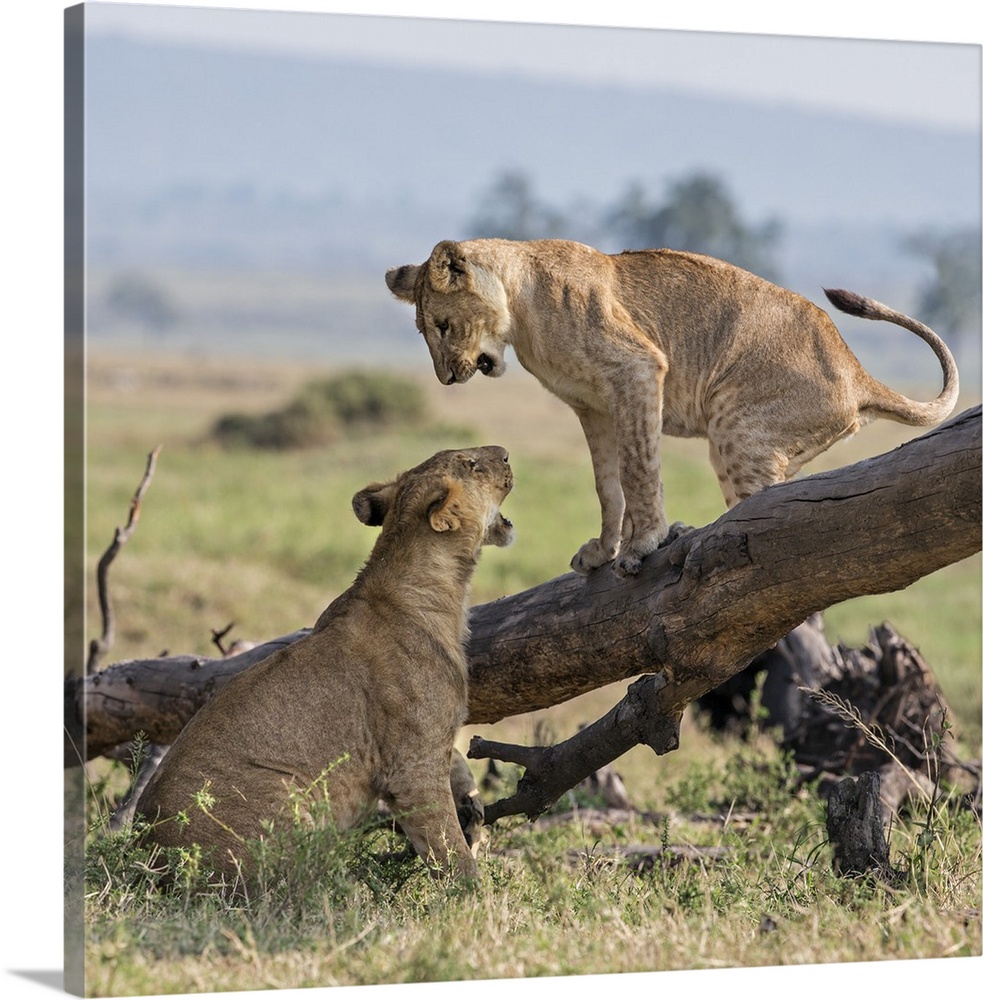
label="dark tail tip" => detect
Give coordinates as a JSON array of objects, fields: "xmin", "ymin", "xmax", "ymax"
[{"xmin": 823, "ymin": 287, "xmax": 872, "ymax": 318}]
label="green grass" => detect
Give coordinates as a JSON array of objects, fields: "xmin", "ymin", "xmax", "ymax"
[
  {"xmin": 80, "ymin": 352, "xmax": 982, "ymax": 994},
  {"xmin": 83, "ymin": 735, "xmax": 981, "ymax": 995}
]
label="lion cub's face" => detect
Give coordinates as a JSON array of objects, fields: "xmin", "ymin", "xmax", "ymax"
[
  {"xmin": 352, "ymin": 445, "xmax": 515, "ymax": 550},
  {"xmin": 386, "ymin": 241, "xmax": 511, "ymax": 386}
]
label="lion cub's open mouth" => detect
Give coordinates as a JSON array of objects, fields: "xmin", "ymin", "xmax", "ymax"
[
  {"xmin": 476, "ymin": 353, "xmax": 496, "ymax": 376},
  {"xmin": 484, "ymin": 508, "xmax": 514, "ymax": 548},
  {"xmin": 485, "ymin": 460, "xmax": 515, "ymax": 546}
]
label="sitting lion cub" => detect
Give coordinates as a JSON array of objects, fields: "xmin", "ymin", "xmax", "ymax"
[
  {"xmin": 136, "ymin": 445, "xmax": 514, "ymax": 884},
  {"xmin": 387, "ymin": 239, "xmax": 958, "ymax": 577}
]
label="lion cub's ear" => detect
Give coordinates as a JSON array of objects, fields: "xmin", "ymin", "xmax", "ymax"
[
  {"xmin": 385, "ymin": 263, "xmax": 420, "ymax": 303},
  {"xmin": 429, "ymin": 240, "xmax": 469, "ymax": 293},
  {"xmin": 428, "ymin": 479, "xmax": 465, "ymax": 533},
  {"xmin": 352, "ymin": 481, "xmax": 398, "ymax": 526}
]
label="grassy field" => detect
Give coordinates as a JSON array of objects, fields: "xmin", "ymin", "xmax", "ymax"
[{"xmin": 80, "ymin": 350, "xmax": 981, "ymax": 995}]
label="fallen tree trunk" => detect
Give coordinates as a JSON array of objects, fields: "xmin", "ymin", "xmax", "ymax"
[
  {"xmin": 71, "ymin": 407, "xmax": 982, "ymax": 790},
  {"xmin": 472, "ymin": 613, "xmax": 980, "ymax": 823},
  {"xmin": 464, "ymin": 406, "xmax": 980, "ymax": 724}
]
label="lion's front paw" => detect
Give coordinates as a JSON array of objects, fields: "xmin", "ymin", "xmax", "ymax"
[
  {"xmin": 570, "ymin": 537, "xmax": 617, "ymax": 575},
  {"xmin": 612, "ymin": 549, "xmax": 643, "ymax": 578},
  {"xmin": 613, "ymin": 528, "xmax": 665, "ymax": 577}
]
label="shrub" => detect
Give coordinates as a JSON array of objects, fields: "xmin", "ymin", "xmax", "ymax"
[
  {"xmin": 212, "ymin": 370, "xmax": 428, "ymax": 450},
  {"xmin": 307, "ymin": 370, "xmax": 427, "ymax": 428}
]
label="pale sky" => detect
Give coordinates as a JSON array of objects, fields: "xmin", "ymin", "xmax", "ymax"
[{"xmin": 86, "ymin": 1, "xmax": 982, "ymax": 131}]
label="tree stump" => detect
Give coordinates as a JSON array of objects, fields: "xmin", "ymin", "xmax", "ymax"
[
  {"xmin": 694, "ymin": 616, "xmax": 977, "ymax": 815},
  {"xmin": 826, "ymin": 771, "xmax": 899, "ymax": 881}
]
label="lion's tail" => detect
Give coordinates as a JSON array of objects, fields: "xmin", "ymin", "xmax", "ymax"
[{"xmin": 823, "ymin": 287, "xmax": 960, "ymax": 427}]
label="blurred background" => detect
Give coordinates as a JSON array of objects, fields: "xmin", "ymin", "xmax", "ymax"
[{"xmin": 82, "ymin": 3, "xmax": 982, "ymax": 383}]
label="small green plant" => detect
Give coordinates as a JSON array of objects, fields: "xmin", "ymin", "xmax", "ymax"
[
  {"xmin": 718, "ymin": 746, "xmax": 802, "ymax": 814},
  {"xmin": 83, "ymin": 760, "xmax": 429, "ymax": 968},
  {"xmin": 233, "ymin": 760, "xmax": 421, "ymax": 909},
  {"xmin": 664, "ymin": 761, "xmax": 715, "ymax": 814},
  {"xmin": 665, "ymin": 744, "xmax": 801, "ymax": 816}
]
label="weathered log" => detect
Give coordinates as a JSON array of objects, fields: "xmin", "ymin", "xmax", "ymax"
[
  {"xmin": 470, "ymin": 617, "xmax": 977, "ymax": 825},
  {"xmin": 71, "ymin": 407, "xmax": 981, "ymax": 782},
  {"xmin": 67, "ymin": 630, "xmax": 310, "ymax": 766},
  {"xmin": 790, "ymin": 621, "xmax": 971, "ymax": 812},
  {"xmin": 464, "ymin": 406, "xmax": 980, "ymax": 726}
]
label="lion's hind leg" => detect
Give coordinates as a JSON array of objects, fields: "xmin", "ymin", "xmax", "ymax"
[
  {"xmin": 708, "ymin": 432, "xmax": 791, "ymax": 508},
  {"xmin": 709, "ymin": 410, "xmax": 862, "ymax": 508},
  {"xmin": 706, "ymin": 435, "xmax": 781, "ymax": 508}
]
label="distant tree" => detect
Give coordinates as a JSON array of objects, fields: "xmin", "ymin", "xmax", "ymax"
[
  {"xmin": 105, "ymin": 273, "xmax": 178, "ymax": 336},
  {"xmin": 468, "ymin": 170, "xmax": 569, "ymax": 240},
  {"xmin": 605, "ymin": 173, "xmax": 783, "ymax": 281},
  {"xmin": 903, "ymin": 226, "xmax": 982, "ymax": 367}
]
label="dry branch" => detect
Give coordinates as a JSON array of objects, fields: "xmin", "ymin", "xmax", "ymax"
[
  {"xmin": 470, "ymin": 672, "xmax": 679, "ymax": 823},
  {"xmin": 86, "ymin": 445, "xmax": 162, "ymax": 674},
  {"xmin": 70, "ymin": 408, "xmax": 981, "ymax": 806}
]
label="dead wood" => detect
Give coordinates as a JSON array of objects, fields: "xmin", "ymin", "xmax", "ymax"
[
  {"xmin": 70, "ymin": 408, "xmax": 981, "ymax": 822},
  {"xmin": 462, "ymin": 406, "xmax": 980, "ymax": 728},
  {"xmin": 693, "ymin": 614, "xmax": 980, "ymax": 816},
  {"xmin": 469, "ymin": 672, "xmax": 680, "ymax": 823},
  {"xmin": 528, "ymin": 806, "xmax": 758, "ymax": 835},
  {"xmin": 106, "ymin": 743, "xmax": 169, "ymax": 831},
  {"xmin": 71, "ymin": 630, "xmax": 308, "ymax": 766},
  {"xmin": 790, "ymin": 621, "xmax": 976, "ymax": 813},
  {"xmin": 826, "ymin": 771, "xmax": 900, "ymax": 881},
  {"xmin": 86, "ymin": 445, "xmax": 162, "ymax": 675}
]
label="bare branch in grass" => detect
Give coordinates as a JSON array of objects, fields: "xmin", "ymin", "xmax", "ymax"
[{"xmin": 86, "ymin": 445, "xmax": 162, "ymax": 675}]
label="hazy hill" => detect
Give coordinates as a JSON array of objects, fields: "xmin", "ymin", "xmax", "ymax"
[
  {"xmin": 81, "ymin": 35, "xmax": 980, "ymax": 383},
  {"xmin": 84, "ymin": 36, "xmax": 978, "ymax": 253}
]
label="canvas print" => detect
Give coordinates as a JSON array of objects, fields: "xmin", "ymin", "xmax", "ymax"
[{"xmin": 65, "ymin": 3, "xmax": 982, "ymax": 997}]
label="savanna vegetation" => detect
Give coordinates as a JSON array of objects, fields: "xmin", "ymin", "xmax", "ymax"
[{"xmin": 78, "ymin": 352, "xmax": 982, "ymax": 996}]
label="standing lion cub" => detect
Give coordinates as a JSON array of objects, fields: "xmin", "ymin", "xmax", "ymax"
[
  {"xmin": 136, "ymin": 445, "xmax": 514, "ymax": 884},
  {"xmin": 387, "ymin": 238, "xmax": 958, "ymax": 577}
]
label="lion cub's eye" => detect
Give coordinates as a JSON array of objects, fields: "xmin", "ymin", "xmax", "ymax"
[{"xmin": 435, "ymin": 320, "xmax": 450, "ymax": 338}]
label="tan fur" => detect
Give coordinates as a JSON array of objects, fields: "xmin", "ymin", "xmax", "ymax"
[
  {"xmin": 136, "ymin": 446, "xmax": 514, "ymax": 884},
  {"xmin": 387, "ymin": 239, "xmax": 959, "ymax": 577}
]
